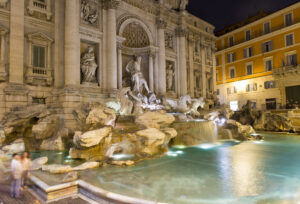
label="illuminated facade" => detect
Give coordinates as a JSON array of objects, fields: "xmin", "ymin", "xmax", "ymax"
[{"xmin": 215, "ymin": 2, "xmax": 300, "ymax": 110}]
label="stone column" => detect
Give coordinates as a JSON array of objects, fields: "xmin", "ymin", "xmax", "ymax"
[
  {"xmin": 157, "ymin": 18, "xmax": 167, "ymax": 95},
  {"xmin": 201, "ymin": 44, "xmax": 207, "ymax": 98},
  {"xmin": 0, "ymin": 30, "xmax": 7, "ymax": 81},
  {"xmin": 148, "ymin": 50, "xmax": 155, "ymax": 92},
  {"xmin": 104, "ymin": 0, "xmax": 120, "ymax": 91},
  {"xmin": 188, "ymin": 37, "xmax": 194, "ymax": 97},
  {"xmin": 64, "ymin": 0, "xmax": 80, "ymax": 86},
  {"xmin": 9, "ymin": 0, "xmax": 25, "ymax": 84},
  {"xmin": 117, "ymin": 43, "xmax": 122, "ymax": 89},
  {"xmin": 176, "ymin": 27, "xmax": 188, "ymax": 96}
]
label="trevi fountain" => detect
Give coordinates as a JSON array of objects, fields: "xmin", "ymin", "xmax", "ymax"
[{"xmin": 0, "ymin": 0, "xmax": 299, "ymax": 204}]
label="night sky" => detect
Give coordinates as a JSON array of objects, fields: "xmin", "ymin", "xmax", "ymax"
[{"xmin": 187, "ymin": 0, "xmax": 300, "ymax": 32}]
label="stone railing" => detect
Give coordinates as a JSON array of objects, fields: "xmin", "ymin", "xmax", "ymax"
[
  {"xmin": 25, "ymin": 66, "xmax": 53, "ymax": 86},
  {"xmin": 273, "ymin": 64, "xmax": 300, "ymax": 76},
  {"xmin": 27, "ymin": 0, "xmax": 52, "ymax": 21}
]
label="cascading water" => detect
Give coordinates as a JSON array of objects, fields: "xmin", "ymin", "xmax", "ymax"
[{"xmin": 172, "ymin": 120, "xmax": 218, "ymax": 146}]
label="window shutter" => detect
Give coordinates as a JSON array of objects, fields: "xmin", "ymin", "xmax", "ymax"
[
  {"xmin": 262, "ymin": 43, "xmax": 266, "ymax": 53},
  {"xmin": 227, "ymin": 54, "xmax": 230, "ymax": 63},
  {"xmin": 244, "ymin": 48, "xmax": 247, "ymax": 58},
  {"xmin": 232, "ymin": 53, "xmax": 236, "ymax": 61},
  {"xmin": 269, "ymin": 41, "xmax": 273, "ymax": 51}
]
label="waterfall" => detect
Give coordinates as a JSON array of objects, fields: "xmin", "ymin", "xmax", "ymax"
[
  {"xmin": 173, "ymin": 120, "xmax": 218, "ymax": 146},
  {"xmin": 225, "ymin": 129, "xmax": 233, "ymax": 140}
]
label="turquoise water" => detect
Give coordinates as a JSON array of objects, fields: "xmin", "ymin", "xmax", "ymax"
[{"xmin": 32, "ymin": 134, "xmax": 300, "ymax": 204}]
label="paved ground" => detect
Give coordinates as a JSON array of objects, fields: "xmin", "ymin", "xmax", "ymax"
[
  {"xmin": 0, "ymin": 183, "xmax": 90, "ymax": 204},
  {"xmin": 0, "ymin": 184, "xmax": 41, "ymax": 204}
]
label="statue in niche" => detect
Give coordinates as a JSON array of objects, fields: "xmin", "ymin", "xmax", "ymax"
[
  {"xmin": 81, "ymin": 0, "xmax": 98, "ymax": 24},
  {"xmin": 80, "ymin": 46, "xmax": 98, "ymax": 84},
  {"xmin": 126, "ymin": 56, "xmax": 150, "ymax": 95},
  {"xmin": 165, "ymin": 33, "xmax": 174, "ymax": 49},
  {"xmin": 166, "ymin": 63, "xmax": 175, "ymax": 91}
]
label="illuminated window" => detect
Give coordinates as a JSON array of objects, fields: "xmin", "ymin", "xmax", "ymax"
[{"xmin": 265, "ymin": 59, "xmax": 273, "ymax": 71}]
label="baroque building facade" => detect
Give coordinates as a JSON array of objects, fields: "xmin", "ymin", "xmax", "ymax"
[
  {"xmin": 0, "ymin": 0, "xmax": 216, "ymax": 127},
  {"xmin": 216, "ymin": 2, "xmax": 300, "ymax": 111}
]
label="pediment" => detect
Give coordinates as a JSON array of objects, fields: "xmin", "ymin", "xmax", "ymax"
[{"xmin": 27, "ymin": 32, "xmax": 54, "ymax": 42}]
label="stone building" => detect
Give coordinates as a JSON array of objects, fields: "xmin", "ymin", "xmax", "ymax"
[{"xmin": 0, "ymin": 0, "xmax": 216, "ymax": 127}]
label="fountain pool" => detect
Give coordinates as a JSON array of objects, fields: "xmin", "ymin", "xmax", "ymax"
[{"xmin": 31, "ymin": 133, "xmax": 300, "ymax": 204}]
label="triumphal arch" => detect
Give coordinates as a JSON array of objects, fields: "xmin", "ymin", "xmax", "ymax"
[{"xmin": 0, "ymin": 0, "xmax": 216, "ymax": 126}]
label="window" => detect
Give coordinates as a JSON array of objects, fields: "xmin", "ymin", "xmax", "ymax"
[
  {"xmin": 216, "ymin": 71, "xmax": 219, "ymax": 81},
  {"xmin": 229, "ymin": 36, "xmax": 234, "ymax": 47},
  {"xmin": 227, "ymin": 52, "xmax": 236, "ymax": 63},
  {"xmin": 286, "ymin": 54, "xmax": 298, "ymax": 66},
  {"xmin": 33, "ymin": 45, "xmax": 46, "ymax": 68},
  {"xmin": 217, "ymin": 89, "xmax": 220, "ymax": 95},
  {"xmin": 229, "ymin": 68, "xmax": 235, "ymax": 79},
  {"xmin": 246, "ymin": 83, "xmax": 257, "ymax": 92},
  {"xmin": 264, "ymin": 81, "xmax": 276, "ymax": 89},
  {"xmin": 32, "ymin": 97, "xmax": 46, "ymax": 104},
  {"xmin": 264, "ymin": 22, "xmax": 271, "ymax": 34},
  {"xmin": 265, "ymin": 59, "xmax": 273, "ymax": 71},
  {"xmin": 216, "ymin": 58, "xmax": 219, "ymax": 66},
  {"xmin": 266, "ymin": 98, "xmax": 276, "ymax": 110},
  {"xmin": 262, "ymin": 41, "xmax": 273, "ymax": 53},
  {"xmin": 245, "ymin": 30, "xmax": 251, "ymax": 41},
  {"xmin": 230, "ymin": 101, "xmax": 239, "ymax": 111},
  {"xmin": 244, "ymin": 47, "xmax": 253, "ymax": 58},
  {"xmin": 246, "ymin": 64, "xmax": 253, "ymax": 75},
  {"xmin": 227, "ymin": 87, "xmax": 237, "ymax": 95},
  {"xmin": 285, "ymin": 13, "xmax": 293, "ymax": 26},
  {"xmin": 286, "ymin": 33, "xmax": 294, "ymax": 46}
]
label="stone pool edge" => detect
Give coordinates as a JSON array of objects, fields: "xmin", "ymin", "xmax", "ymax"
[{"xmin": 29, "ymin": 175, "xmax": 166, "ymax": 204}]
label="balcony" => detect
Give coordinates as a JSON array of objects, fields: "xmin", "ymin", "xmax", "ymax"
[
  {"xmin": 27, "ymin": 0, "xmax": 52, "ymax": 21},
  {"xmin": 273, "ymin": 64, "xmax": 300, "ymax": 77},
  {"xmin": 25, "ymin": 66, "xmax": 53, "ymax": 86}
]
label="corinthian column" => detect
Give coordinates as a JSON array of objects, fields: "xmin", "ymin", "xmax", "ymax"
[
  {"xmin": 103, "ymin": 0, "xmax": 120, "ymax": 91},
  {"xmin": 157, "ymin": 18, "xmax": 167, "ymax": 96},
  {"xmin": 176, "ymin": 27, "xmax": 188, "ymax": 96},
  {"xmin": 64, "ymin": 0, "xmax": 80, "ymax": 86}
]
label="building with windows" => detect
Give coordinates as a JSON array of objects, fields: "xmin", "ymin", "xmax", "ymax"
[
  {"xmin": 0, "ymin": 0, "xmax": 216, "ymax": 127},
  {"xmin": 215, "ymin": 2, "xmax": 300, "ymax": 110}
]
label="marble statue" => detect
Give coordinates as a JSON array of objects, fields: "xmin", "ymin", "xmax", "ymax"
[
  {"xmin": 81, "ymin": 0, "xmax": 98, "ymax": 24},
  {"xmin": 166, "ymin": 95, "xmax": 192, "ymax": 113},
  {"xmin": 126, "ymin": 56, "xmax": 150, "ymax": 95},
  {"xmin": 188, "ymin": 97, "xmax": 205, "ymax": 117},
  {"xmin": 166, "ymin": 64, "xmax": 175, "ymax": 91},
  {"xmin": 165, "ymin": 33, "xmax": 174, "ymax": 49},
  {"xmin": 117, "ymin": 87, "xmax": 134, "ymax": 115},
  {"xmin": 80, "ymin": 46, "xmax": 98, "ymax": 83}
]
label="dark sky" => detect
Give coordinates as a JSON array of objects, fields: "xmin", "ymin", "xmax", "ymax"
[{"xmin": 187, "ymin": 0, "xmax": 300, "ymax": 32}]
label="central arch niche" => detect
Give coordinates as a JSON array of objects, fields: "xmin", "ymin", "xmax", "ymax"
[
  {"xmin": 122, "ymin": 22, "xmax": 150, "ymax": 48},
  {"xmin": 118, "ymin": 17, "xmax": 154, "ymax": 89}
]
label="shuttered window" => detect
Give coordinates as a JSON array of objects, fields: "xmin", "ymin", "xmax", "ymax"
[
  {"xmin": 244, "ymin": 47, "xmax": 253, "ymax": 58},
  {"xmin": 264, "ymin": 22, "xmax": 270, "ymax": 34},
  {"xmin": 286, "ymin": 54, "xmax": 298, "ymax": 66},
  {"xmin": 245, "ymin": 30, "xmax": 251, "ymax": 41},
  {"xmin": 246, "ymin": 64, "xmax": 253, "ymax": 75},
  {"xmin": 285, "ymin": 13, "xmax": 293, "ymax": 26},
  {"xmin": 286, "ymin": 34, "xmax": 294, "ymax": 46},
  {"xmin": 262, "ymin": 41, "xmax": 273, "ymax": 53},
  {"xmin": 265, "ymin": 59, "xmax": 273, "ymax": 71}
]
